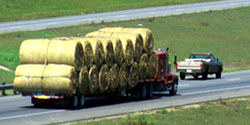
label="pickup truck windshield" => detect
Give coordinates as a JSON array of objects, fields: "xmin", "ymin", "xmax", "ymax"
[{"xmin": 189, "ymin": 54, "xmax": 210, "ymax": 59}]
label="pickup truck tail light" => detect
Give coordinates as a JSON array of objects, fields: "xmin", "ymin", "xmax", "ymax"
[{"xmin": 200, "ymin": 64, "xmax": 204, "ymax": 69}]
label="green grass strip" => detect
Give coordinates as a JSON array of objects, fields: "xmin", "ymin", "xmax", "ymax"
[{"xmin": 0, "ymin": 0, "xmax": 218, "ymax": 22}]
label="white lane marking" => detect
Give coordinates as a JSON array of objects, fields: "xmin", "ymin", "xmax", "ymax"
[
  {"xmin": 48, "ymin": 22, "xmax": 59, "ymax": 25},
  {"xmin": 146, "ymin": 12, "xmax": 155, "ymax": 14},
  {"xmin": 175, "ymin": 9, "xmax": 184, "ymax": 11},
  {"xmin": 116, "ymin": 15, "xmax": 125, "ymax": 17},
  {"xmin": 204, "ymin": 6, "xmax": 212, "ymax": 8},
  {"xmin": 0, "ymin": 110, "xmax": 66, "ymax": 121},
  {"xmin": 0, "ymin": 95, "xmax": 21, "ymax": 101},
  {"xmin": 9, "ymin": 26, "xmax": 21, "ymax": 29},
  {"xmin": 179, "ymin": 84, "xmax": 189, "ymax": 87},
  {"xmin": 227, "ymin": 78, "xmax": 241, "ymax": 81},
  {"xmin": 183, "ymin": 85, "xmax": 250, "ymax": 96}
]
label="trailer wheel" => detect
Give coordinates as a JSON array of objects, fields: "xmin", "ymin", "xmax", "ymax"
[
  {"xmin": 66, "ymin": 95, "xmax": 78, "ymax": 109},
  {"xmin": 169, "ymin": 80, "xmax": 178, "ymax": 95},
  {"xmin": 147, "ymin": 84, "xmax": 153, "ymax": 99},
  {"xmin": 32, "ymin": 98, "xmax": 42, "ymax": 107},
  {"xmin": 180, "ymin": 73, "xmax": 186, "ymax": 80},
  {"xmin": 78, "ymin": 95, "xmax": 85, "ymax": 107},
  {"xmin": 140, "ymin": 83, "xmax": 147, "ymax": 99}
]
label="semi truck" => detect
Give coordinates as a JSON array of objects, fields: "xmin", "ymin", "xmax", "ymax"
[{"xmin": 20, "ymin": 48, "xmax": 179, "ymax": 108}]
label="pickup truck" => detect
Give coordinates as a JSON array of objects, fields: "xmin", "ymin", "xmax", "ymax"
[{"xmin": 177, "ymin": 53, "xmax": 223, "ymax": 80}]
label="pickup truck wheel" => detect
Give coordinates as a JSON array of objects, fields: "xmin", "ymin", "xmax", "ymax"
[
  {"xmin": 193, "ymin": 74, "xmax": 199, "ymax": 79},
  {"xmin": 216, "ymin": 71, "xmax": 222, "ymax": 78},
  {"xmin": 169, "ymin": 80, "xmax": 178, "ymax": 95},
  {"xmin": 202, "ymin": 73, "xmax": 208, "ymax": 79},
  {"xmin": 180, "ymin": 73, "xmax": 186, "ymax": 80}
]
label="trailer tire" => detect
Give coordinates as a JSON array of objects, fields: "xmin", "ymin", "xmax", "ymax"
[
  {"xmin": 140, "ymin": 83, "xmax": 147, "ymax": 99},
  {"xmin": 193, "ymin": 74, "xmax": 199, "ymax": 79},
  {"xmin": 202, "ymin": 73, "xmax": 208, "ymax": 79},
  {"xmin": 66, "ymin": 95, "xmax": 78, "ymax": 109},
  {"xmin": 169, "ymin": 80, "xmax": 178, "ymax": 95},
  {"xmin": 78, "ymin": 95, "xmax": 85, "ymax": 108},
  {"xmin": 216, "ymin": 70, "xmax": 222, "ymax": 79},
  {"xmin": 180, "ymin": 73, "xmax": 186, "ymax": 80},
  {"xmin": 147, "ymin": 84, "xmax": 153, "ymax": 99},
  {"xmin": 32, "ymin": 98, "xmax": 42, "ymax": 107}
]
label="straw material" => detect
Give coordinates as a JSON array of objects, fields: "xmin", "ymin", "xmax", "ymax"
[
  {"xmin": 99, "ymin": 27, "xmax": 154, "ymax": 55},
  {"xmin": 110, "ymin": 32, "xmax": 143, "ymax": 62},
  {"xmin": 99, "ymin": 64, "xmax": 109, "ymax": 92},
  {"xmin": 128, "ymin": 62, "xmax": 139, "ymax": 88},
  {"xmin": 19, "ymin": 39, "xmax": 84, "ymax": 71},
  {"xmin": 109, "ymin": 64, "xmax": 119, "ymax": 91},
  {"xmin": 119, "ymin": 63, "xmax": 128, "ymax": 90},
  {"xmin": 14, "ymin": 64, "xmax": 78, "ymax": 94},
  {"xmin": 87, "ymin": 37, "xmax": 114, "ymax": 68},
  {"xmin": 87, "ymin": 38, "xmax": 105, "ymax": 68},
  {"xmin": 139, "ymin": 53, "xmax": 149, "ymax": 79},
  {"xmin": 148, "ymin": 53, "xmax": 158, "ymax": 78},
  {"xmin": 79, "ymin": 65, "xmax": 89, "ymax": 94},
  {"xmin": 86, "ymin": 31, "xmax": 133, "ymax": 66},
  {"xmin": 70, "ymin": 37, "xmax": 94, "ymax": 68},
  {"xmin": 122, "ymin": 28, "xmax": 154, "ymax": 55},
  {"xmin": 120, "ymin": 38, "xmax": 134, "ymax": 66},
  {"xmin": 89, "ymin": 65, "xmax": 99, "ymax": 93}
]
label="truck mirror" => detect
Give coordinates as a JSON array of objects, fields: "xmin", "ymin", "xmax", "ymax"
[
  {"xmin": 168, "ymin": 64, "xmax": 171, "ymax": 73},
  {"xmin": 174, "ymin": 55, "xmax": 177, "ymax": 64}
]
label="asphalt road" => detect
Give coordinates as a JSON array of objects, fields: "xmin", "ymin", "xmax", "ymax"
[
  {"xmin": 0, "ymin": 70, "xmax": 250, "ymax": 125},
  {"xmin": 1, "ymin": 0, "xmax": 250, "ymax": 34}
]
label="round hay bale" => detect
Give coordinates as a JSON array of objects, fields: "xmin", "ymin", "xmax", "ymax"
[
  {"xmin": 86, "ymin": 34, "xmax": 123, "ymax": 66},
  {"xmin": 89, "ymin": 65, "xmax": 99, "ymax": 93},
  {"xmin": 99, "ymin": 64, "xmax": 109, "ymax": 92},
  {"xmin": 119, "ymin": 63, "xmax": 128, "ymax": 90},
  {"xmin": 111, "ymin": 32, "xmax": 143, "ymax": 62},
  {"xmin": 79, "ymin": 65, "xmax": 89, "ymax": 94},
  {"xmin": 48, "ymin": 39, "xmax": 84, "ymax": 71},
  {"xmin": 86, "ymin": 38, "xmax": 105, "ymax": 68},
  {"xmin": 109, "ymin": 64, "xmax": 119, "ymax": 91},
  {"xmin": 139, "ymin": 53, "xmax": 149, "ymax": 79},
  {"xmin": 70, "ymin": 37, "xmax": 94, "ymax": 68},
  {"xmin": 122, "ymin": 28, "xmax": 154, "ymax": 55},
  {"xmin": 99, "ymin": 27, "xmax": 124, "ymax": 32},
  {"xmin": 87, "ymin": 37, "xmax": 114, "ymax": 68},
  {"xmin": 148, "ymin": 53, "xmax": 158, "ymax": 78},
  {"xmin": 86, "ymin": 31, "xmax": 112, "ymax": 37},
  {"xmin": 19, "ymin": 39, "xmax": 84, "ymax": 71},
  {"xmin": 128, "ymin": 62, "xmax": 139, "ymax": 88},
  {"xmin": 14, "ymin": 64, "xmax": 78, "ymax": 94},
  {"xmin": 120, "ymin": 38, "xmax": 134, "ymax": 66}
]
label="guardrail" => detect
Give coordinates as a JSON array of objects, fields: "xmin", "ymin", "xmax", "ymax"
[{"xmin": 0, "ymin": 83, "xmax": 17, "ymax": 96}]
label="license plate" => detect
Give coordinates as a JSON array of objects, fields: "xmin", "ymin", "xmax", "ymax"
[{"xmin": 186, "ymin": 69, "xmax": 192, "ymax": 73}]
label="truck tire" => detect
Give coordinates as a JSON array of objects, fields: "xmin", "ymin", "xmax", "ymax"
[
  {"xmin": 180, "ymin": 73, "xmax": 186, "ymax": 80},
  {"xmin": 78, "ymin": 95, "xmax": 85, "ymax": 108},
  {"xmin": 147, "ymin": 84, "xmax": 153, "ymax": 99},
  {"xmin": 169, "ymin": 80, "xmax": 178, "ymax": 95},
  {"xmin": 193, "ymin": 74, "xmax": 199, "ymax": 79},
  {"xmin": 202, "ymin": 73, "xmax": 208, "ymax": 79},
  {"xmin": 32, "ymin": 98, "xmax": 42, "ymax": 107},
  {"xmin": 140, "ymin": 83, "xmax": 147, "ymax": 99},
  {"xmin": 216, "ymin": 71, "xmax": 222, "ymax": 78},
  {"xmin": 67, "ymin": 95, "xmax": 78, "ymax": 109}
]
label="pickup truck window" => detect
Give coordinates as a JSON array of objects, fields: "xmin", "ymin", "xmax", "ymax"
[
  {"xmin": 210, "ymin": 54, "xmax": 216, "ymax": 61},
  {"xmin": 189, "ymin": 54, "xmax": 210, "ymax": 59}
]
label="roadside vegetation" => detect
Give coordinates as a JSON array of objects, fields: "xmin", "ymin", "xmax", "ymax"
[
  {"xmin": 69, "ymin": 97, "xmax": 250, "ymax": 125},
  {"xmin": 0, "ymin": 6, "xmax": 249, "ymax": 83},
  {"xmin": 0, "ymin": 0, "xmax": 218, "ymax": 22}
]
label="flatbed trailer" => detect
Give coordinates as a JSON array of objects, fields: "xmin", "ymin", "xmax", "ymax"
[{"xmin": 22, "ymin": 48, "xmax": 179, "ymax": 108}]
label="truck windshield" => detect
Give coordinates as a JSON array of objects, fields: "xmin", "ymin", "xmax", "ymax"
[{"xmin": 189, "ymin": 54, "xmax": 210, "ymax": 59}]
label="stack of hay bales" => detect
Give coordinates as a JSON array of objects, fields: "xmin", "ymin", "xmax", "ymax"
[
  {"xmin": 14, "ymin": 39, "xmax": 83, "ymax": 94},
  {"xmin": 14, "ymin": 27, "xmax": 158, "ymax": 95},
  {"xmin": 86, "ymin": 27, "xmax": 158, "ymax": 88}
]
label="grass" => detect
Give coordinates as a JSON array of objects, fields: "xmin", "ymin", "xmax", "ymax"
[
  {"xmin": 68, "ymin": 97, "xmax": 250, "ymax": 125},
  {"xmin": 0, "ymin": 7, "xmax": 250, "ymax": 83},
  {"xmin": 0, "ymin": 69, "xmax": 14, "ymax": 83},
  {"xmin": 0, "ymin": 0, "xmax": 218, "ymax": 22}
]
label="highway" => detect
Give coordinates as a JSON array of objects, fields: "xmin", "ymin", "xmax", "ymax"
[
  {"xmin": 0, "ymin": 0, "xmax": 250, "ymax": 34},
  {"xmin": 0, "ymin": 70, "xmax": 250, "ymax": 125}
]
